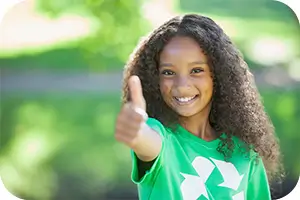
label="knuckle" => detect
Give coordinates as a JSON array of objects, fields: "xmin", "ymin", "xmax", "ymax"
[
  {"xmin": 119, "ymin": 107, "xmax": 129, "ymax": 117},
  {"xmin": 115, "ymin": 126, "xmax": 124, "ymax": 135},
  {"xmin": 117, "ymin": 113, "xmax": 129, "ymax": 125},
  {"xmin": 129, "ymin": 129, "xmax": 139, "ymax": 138},
  {"xmin": 132, "ymin": 112, "xmax": 144, "ymax": 122}
]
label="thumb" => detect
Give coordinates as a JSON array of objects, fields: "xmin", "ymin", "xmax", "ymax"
[{"xmin": 128, "ymin": 75, "xmax": 146, "ymax": 111}]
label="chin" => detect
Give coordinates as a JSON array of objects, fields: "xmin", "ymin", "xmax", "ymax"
[{"xmin": 174, "ymin": 109, "xmax": 199, "ymax": 118}]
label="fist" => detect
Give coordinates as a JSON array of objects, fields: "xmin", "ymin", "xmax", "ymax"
[{"xmin": 115, "ymin": 76, "xmax": 148, "ymax": 149}]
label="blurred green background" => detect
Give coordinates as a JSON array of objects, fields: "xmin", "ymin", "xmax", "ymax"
[{"xmin": 0, "ymin": 0, "xmax": 299, "ymax": 199}]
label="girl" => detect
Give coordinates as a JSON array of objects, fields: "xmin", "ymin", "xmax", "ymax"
[{"xmin": 115, "ymin": 14, "xmax": 282, "ymax": 200}]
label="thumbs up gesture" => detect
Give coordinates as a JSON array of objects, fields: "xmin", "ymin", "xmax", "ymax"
[{"xmin": 115, "ymin": 76, "xmax": 148, "ymax": 149}]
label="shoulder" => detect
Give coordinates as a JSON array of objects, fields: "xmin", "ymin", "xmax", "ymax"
[
  {"xmin": 146, "ymin": 117, "xmax": 170, "ymax": 137},
  {"xmin": 146, "ymin": 117, "xmax": 164, "ymax": 128}
]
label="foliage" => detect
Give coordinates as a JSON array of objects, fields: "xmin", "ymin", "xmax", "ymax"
[
  {"xmin": 1, "ymin": 89, "xmax": 299, "ymax": 199},
  {"xmin": 2, "ymin": 0, "xmax": 298, "ymax": 72},
  {"xmin": 0, "ymin": 94, "xmax": 133, "ymax": 199},
  {"xmin": 262, "ymin": 89, "xmax": 300, "ymax": 176},
  {"xmin": 33, "ymin": 0, "xmax": 150, "ymax": 71},
  {"xmin": 176, "ymin": 0, "xmax": 300, "ymax": 70},
  {"xmin": 178, "ymin": 0, "xmax": 297, "ymax": 22}
]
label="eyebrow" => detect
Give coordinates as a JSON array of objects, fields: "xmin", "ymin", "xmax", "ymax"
[{"xmin": 159, "ymin": 61, "xmax": 207, "ymax": 67}]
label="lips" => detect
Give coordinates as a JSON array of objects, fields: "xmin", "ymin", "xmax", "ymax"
[{"xmin": 173, "ymin": 95, "xmax": 198, "ymax": 105}]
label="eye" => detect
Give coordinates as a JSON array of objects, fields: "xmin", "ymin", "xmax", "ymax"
[
  {"xmin": 191, "ymin": 68, "xmax": 204, "ymax": 74},
  {"xmin": 161, "ymin": 70, "xmax": 175, "ymax": 76}
]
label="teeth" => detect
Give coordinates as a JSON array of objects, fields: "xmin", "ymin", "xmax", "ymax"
[{"xmin": 176, "ymin": 96, "xmax": 195, "ymax": 102}]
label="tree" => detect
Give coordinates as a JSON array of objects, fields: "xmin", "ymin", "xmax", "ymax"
[{"xmin": 35, "ymin": 0, "xmax": 150, "ymax": 71}]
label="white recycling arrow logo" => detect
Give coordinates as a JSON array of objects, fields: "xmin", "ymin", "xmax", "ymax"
[
  {"xmin": 180, "ymin": 156, "xmax": 244, "ymax": 200},
  {"xmin": 180, "ymin": 173, "xmax": 209, "ymax": 200},
  {"xmin": 180, "ymin": 156, "xmax": 215, "ymax": 199},
  {"xmin": 210, "ymin": 158, "xmax": 244, "ymax": 191}
]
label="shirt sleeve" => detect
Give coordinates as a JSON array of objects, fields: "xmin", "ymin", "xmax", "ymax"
[
  {"xmin": 131, "ymin": 117, "xmax": 167, "ymax": 185},
  {"xmin": 247, "ymin": 155, "xmax": 271, "ymax": 200}
]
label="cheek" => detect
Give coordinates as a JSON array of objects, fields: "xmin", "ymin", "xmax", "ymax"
[
  {"xmin": 197, "ymin": 77, "xmax": 213, "ymax": 98},
  {"xmin": 204, "ymin": 79, "xmax": 214, "ymax": 99},
  {"xmin": 159, "ymin": 79, "xmax": 172, "ymax": 96}
]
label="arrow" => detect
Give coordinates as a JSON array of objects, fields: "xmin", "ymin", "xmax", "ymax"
[
  {"xmin": 192, "ymin": 156, "xmax": 216, "ymax": 183},
  {"xmin": 210, "ymin": 158, "xmax": 244, "ymax": 191},
  {"xmin": 180, "ymin": 156, "xmax": 215, "ymax": 200},
  {"xmin": 180, "ymin": 173, "xmax": 209, "ymax": 200}
]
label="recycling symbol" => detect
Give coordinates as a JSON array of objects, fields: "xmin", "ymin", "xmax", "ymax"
[{"xmin": 180, "ymin": 156, "xmax": 245, "ymax": 200}]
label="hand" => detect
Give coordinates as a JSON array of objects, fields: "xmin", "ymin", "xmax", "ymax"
[{"xmin": 115, "ymin": 75, "xmax": 148, "ymax": 149}]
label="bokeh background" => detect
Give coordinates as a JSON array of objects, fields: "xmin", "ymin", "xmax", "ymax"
[{"xmin": 0, "ymin": 0, "xmax": 299, "ymax": 199}]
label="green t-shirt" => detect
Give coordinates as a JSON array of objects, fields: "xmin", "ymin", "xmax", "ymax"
[{"xmin": 131, "ymin": 118, "xmax": 271, "ymax": 200}]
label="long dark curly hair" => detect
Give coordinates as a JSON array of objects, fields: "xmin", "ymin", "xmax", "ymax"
[{"xmin": 122, "ymin": 14, "xmax": 282, "ymax": 183}]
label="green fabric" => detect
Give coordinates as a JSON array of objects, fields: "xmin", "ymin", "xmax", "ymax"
[{"xmin": 131, "ymin": 118, "xmax": 271, "ymax": 200}]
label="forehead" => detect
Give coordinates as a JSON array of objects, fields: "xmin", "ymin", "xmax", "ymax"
[{"xmin": 159, "ymin": 36, "xmax": 207, "ymax": 62}]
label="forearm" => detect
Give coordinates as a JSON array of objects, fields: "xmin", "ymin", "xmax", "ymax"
[{"xmin": 132, "ymin": 123, "xmax": 163, "ymax": 162}]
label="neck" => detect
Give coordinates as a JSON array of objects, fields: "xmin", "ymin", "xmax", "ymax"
[{"xmin": 179, "ymin": 105, "xmax": 216, "ymax": 142}]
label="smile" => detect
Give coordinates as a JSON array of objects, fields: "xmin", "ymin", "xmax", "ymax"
[{"xmin": 173, "ymin": 95, "xmax": 198, "ymax": 105}]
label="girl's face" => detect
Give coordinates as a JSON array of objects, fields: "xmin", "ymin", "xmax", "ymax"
[{"xmin": 159, "ymin": 36, "xmax": 213, "ymax": 118}]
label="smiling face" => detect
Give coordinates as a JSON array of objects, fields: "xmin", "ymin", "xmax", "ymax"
[{"xmin": 159, "ymin": 36, "xmax": 214, "ymax": 118}]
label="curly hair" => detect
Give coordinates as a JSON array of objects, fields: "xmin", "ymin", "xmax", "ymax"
[{"xmin": 122, "ymin": 14, "xmax": 282, "ymax": 183}]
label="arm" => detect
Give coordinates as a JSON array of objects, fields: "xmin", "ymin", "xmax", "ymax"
[
  {"xmin": 131, "ymin": 117, "xmax": 166, "ymax": 183},
  {"xmin": 133, "ymin": 122, "xmax": 162, "ymax": 162},
  {"xmin": 115, "ymin": 75, "xmax": 162, "ymax": 162}
]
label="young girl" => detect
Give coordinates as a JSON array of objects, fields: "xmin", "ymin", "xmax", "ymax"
[{"xmin": 115, "ymin": 14, "xmax": 282, "ymax": 200}]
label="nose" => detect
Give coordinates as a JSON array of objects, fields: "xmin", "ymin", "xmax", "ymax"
[{"xmin": 174, "ymin": 75, "xmax": 191, "ymax": 93}]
